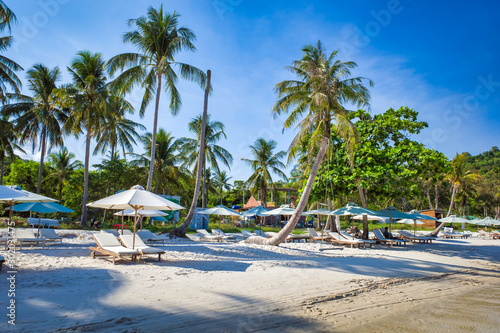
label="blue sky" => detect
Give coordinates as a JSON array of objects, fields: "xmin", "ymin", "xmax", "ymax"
[{"xmin": 5, "ymin": 0, "xmax": 500, "ymax": 183}]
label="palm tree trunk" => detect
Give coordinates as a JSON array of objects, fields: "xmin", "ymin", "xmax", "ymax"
[
  {"xmin": 434, "ymin": 184, "xmax": 439, "ymax": 209},
  {"xmin": 36, "ymin": 127, "xmax": 47, "ymax": 194},
  {"xmin": 426, "ymin": 185, "xmax": 432, "ymax": 209},
  {"xmin": 202, "ymin": 160, "xmax": 206, "ymax": 208},
  {"xmin": 447, "ymin": 186, "xmax": 457, "ymax": 216},
  {"xmin": 81, "ymin": 129, "xmax": 92, "ymax": 226},
  {"xmin": 357, "ymin": 179, "xmax": 367, "ymax": 208},
  {"xmin": 0, "ymin": 153, "xmax": 4, "ymax": 185},
  {"xmin": 146, "ymin": 75, "xmax": 162, "ymax": 192},
  {"xmin": 245, "ymin": 138, "xmax": 328, "ymax": 245},
  {"xmin": 58, "ymin": 179, "xmax": 63, "ymax": 201},
  {"xmin": 174, "ymin": 70, "xmax": 211, "ymax": 236}
]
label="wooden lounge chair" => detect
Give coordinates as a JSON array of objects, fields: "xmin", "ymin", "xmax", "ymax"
[
  {"xmin": 398, "ymin": 230, "xmax": 433, "ymax": 243},
  {"xmin": 118, "ymin": 235, "xmax": 165, "ymax": 261},
  {"xmin": 339, "ymin": 231, "xmax": 376, "ymax": 247},
  {"xmin": 212, "ymin": 229, "xmax": 237, "ymax": 242},
  {"xmin": 136, "ymin": 230, "xmax": 168, "ymax": 246},
  {"xmin": 196, "ymin": 229, "xmax": 223, "ymax": 242},
  {"xmin": 372, "ymin": 229, "xmax": 407, "ymax": 246},
  {"xmin": 490, "ymin": 231, "xmax": 500, "ymax": 239},
  {"xmin": 307, "ymin": 228, "xmax": 330, "ymax": 242},
  {"xmin": 16, "ymin": 229, "xmax": 45, "ymax": 249},
  {"xmin": 90, "ymin": 233, "xmax": 139, "ymax": 264},
  {"xmin": 39, "ymin": 229, "xmax": 63, "ymax": 244},
  {"xmin": 326, "ymin": 231, "xmax": 366, "ymax": 248},
  {"xmin": 0, "ymin": 237, "xmax": 7, "ymax": 250}
]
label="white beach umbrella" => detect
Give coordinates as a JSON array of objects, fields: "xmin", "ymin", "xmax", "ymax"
[
  {"xmin": 397, "ymin": 218, "xmax": 424, "ymax": 235},
  {"xmin": 470, "ymin": 217, "xmax": 500, "ymax": 227},
  {"xmin": 304, "ymin": 208, "xmax": 331, "ymax": 229},
  {"xmin": 352, "ymin": 214, "xmax": 387, "ymax": 222},
  {"xmin": 114, "ymin": 209, "xmax": 169, "ymax": 234},
  {"xmin": 0, "ymin": 186, "xmax": 57, "ymax": 225},
  {"xmin": 87, "ymin": 185, "xmax": 185, "ymax": 248},
  {"xmin": 0, "ymin": 185, "xmax": 28, "ymax": 199},
  {"xmin": 437, "ymin": 215, "xmax": 470, "ymax": 224},
  {"xmin": 199, "ymin": 205, "xmax": 241, "ymax": 234},
  {"xmin": 261, "ymin": 204, "xmax": 309, "ymax": 216}
]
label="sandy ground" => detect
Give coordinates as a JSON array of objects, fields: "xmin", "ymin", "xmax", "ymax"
[{"xmin": 0, "ymin": 230, "xmax": 499, "ymax": 332}]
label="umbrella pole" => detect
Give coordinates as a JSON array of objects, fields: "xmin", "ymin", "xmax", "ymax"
[
  {"xmin": 219, "ymin": 216, "xmax": 222, "ymax": 235},
  {"xmin": 38, "ymin": 214, "xmax": 41, "ymax": 237},
  {"xmin": 133, "ymin": 209, "xmax": 138, "ymax": 249},
  {"xmin": 414, "ymin": 220, "xmax": 416, "ymax": 236},
  {"xmin": 121, "ymin": 214, "xmax": 124, "ymax": 235},
  {"xmin": 389, "ymin": 218, "xmax": 392, "ymax": 233}
]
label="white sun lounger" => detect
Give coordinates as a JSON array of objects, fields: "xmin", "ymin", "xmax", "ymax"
[
  {"xmin": 398, "ymin": 230, "xmax": 433, "ymax": 243},
  {"xmin": 373, "ymin": 229, "xmax": 407, "ymax": 246},
  {"xmin": 212, "ymin": 229, "xmax": 237, "ymax": 241},
  {"xmin": 308, "ymin": 228, "xmax": 330, "ymax": 242},
  {"xmin": 90, "ymin": 233, "xmax": 139, "ymax": 264},
  {"xmin": 0, "ymin": 237, "xmax": 7, "ymax": 250},
  {"xmin": 136, "ymin": 230, "xmax": 168, "ymax": 246},
  {"xmin": 196, "ymin": 229, "xmax": 223, "ymax": 242},
  {"xmin": 39, "ymin": 229, "xmax": 63, "ymax": 244},
  {"xmin": 253, "ymin": 230, "xmax": 270, "ymax": 238},
  {"xmin": 119, "ymin": 235, "xmax": 165, "ymax": 261},
  {"xmin": 339, "ymin": 231, "xmax": 376, "ymax": 246},
  {"xmin": 101, "ymin": 229, "xmax": 120, "ymax": 237},
  {"xmin": 16, "ymin": 229, "xmax": 45, "ymax": 249},
  {"xmin": 241, "ymin": 230, "xmax": 257, "ymax": 238},
  {"xmin": 326, "ymin": 231, "xmax": 368, "ymax": 248}
]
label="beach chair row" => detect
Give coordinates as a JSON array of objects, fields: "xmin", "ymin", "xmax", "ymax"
[{"xmin": 4, "ymin": 228, "xmax": 64, "ymax": 249}]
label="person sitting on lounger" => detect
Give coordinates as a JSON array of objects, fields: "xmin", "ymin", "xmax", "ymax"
[{"xmin": 383, "ymin": 227, "xmax": 393, "ymax": 239}]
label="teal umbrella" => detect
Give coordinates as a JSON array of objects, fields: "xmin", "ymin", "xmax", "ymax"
[
  {"xmin": 242, "ymin": 205, "xmax": 272, "ymax": 227},
  {"xmin": 328, "ymin": 203, "xmax": 378, "ymax": 237},
  {"xmin": 305, "ymin": 208, "xmax": 331, "ymax": 229},
  {"xmin": 375, "ymin": 206, "xmax": 415, "ymax": 232},
  {"xmin": 8, "ymin": 201, "xmax": 73, "ymax": 236},
  {"xmin": 406, "ymin": 209, "xmax": 438, "ymax": 235}
]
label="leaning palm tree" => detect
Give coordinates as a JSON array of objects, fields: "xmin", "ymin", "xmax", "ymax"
[
  {"xmin": 60, "ymin": 51, "xmax": 111, "ymax": 226},
  {"xmin": 245, "ymin": 41, "xmax": 372, "ymax": 245},
  {"xmin": 242, "ymin": 138, "xmax": 287, "ymax": 206},
  {"xmin": 0, "ymin": 115, "xmax": 24, "ymax": 184},
  {"xmin": 2, "ymin": 64, "xmax": 68, "ymax": 193},
  {"xmin": 213, "ymin": 170, "xmax": 232, "ymax": 205},
  {"xmin": 94, "ymin": 98, "xmax": 145, "ymax": 158},
  {"xmin": 178, "ymin": 114, "xmax": 233, "ymax": 207},
  {"xmin": 108, "ymin": 5, "xmax": 207, "ymax": 192},
  {"xmin": 46, "ymin": 147, "xmax": 82, "ymax": 200},
  {"xmin": 0, "ymin": 1, "xmax": 22, "ymax": 103}
]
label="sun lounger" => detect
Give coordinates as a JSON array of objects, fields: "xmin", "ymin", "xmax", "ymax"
[
  {"xmin": 39, "ymin": 229, "xmax": 63, "ymax": 244},
  {"xmin": 212, "ymin": 229, "xmax": 237, "ymax": 241},
  {"xmin": 326, "ymin": 231, "xmax": 367, "ymax": 248},
  {"xmin": 117, "ymin": 229, "xmax": 133, "ymax": 235},
  {"xmin": 0, "ymin": 255, "xmax": 4, "ymax": 270},
  {"xmin": 0, "ymin": 237, "xmax": 7, "ymax": 250},
  {"xmin": 441, "ymin": 231, "xmax": 466, "ymax": 239},
  {"xmin": 196, "ymin": 229, "xmax": 223, "ymax": 242},
  {"xmin": 307, "ymin": 228, "xmax": 330, "ymax": 242},
  {"xmin": 241, "ymin": 230, "xmax": 257, "ymax": 238},
  {"xmin": 119, "ymin": 235, "xmax": 165, "ymax": 261},
  {"xmin": 253, "ymin": 230, "xmax": 270, "ymax": 238},
  {"xmin": 101, "ymin": 229, "xmax": 120, "ymax": 237},
  {"xmin": 15, "ymin": 229, "xmax": 45, "ymax": 249},
  {"xmin": 90, "ymin": 233, "xmax": 139, "ymax": 264},
  {"xmin": 339, "ymin": 231, "xmax": 376, "ymax": 247},
  {"xmin": 136, "ymin": 230, "xmax": 168, "ymax": 245},
  {"xmin": 398, "ymin": 230, "xmax": 433, "ymax": 243},
  {"xmin": 372, "ymin": 229, "xmax": 407, "ymax": 246}
]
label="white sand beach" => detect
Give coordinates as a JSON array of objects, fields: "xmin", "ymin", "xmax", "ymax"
[{"xmin": 1, "ymin": 231, "xmax": 499, "ymax": 332}]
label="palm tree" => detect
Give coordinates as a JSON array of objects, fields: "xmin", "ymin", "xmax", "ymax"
[
  {"xmin": 178, "ymin": 114, "xmax": 233, "ymax": 207},
  {"xmin": 245, "ymin": 41, "xmax": 372, "ymax": 245},
  {"xmin": 131, "ymin": 129, "xmax": 188, "ymax": 194},
  {"xmin": 0, "ymin": 1, "xmax": 22, "ymax": 103},
  {"xmin": 213, "ymin": 170, "xmax": 232, "ymax": 205},
  {"xmin": 60, "ymin": 51, "xmax": 111, "ymax": 226},
  {"xmin": 47, "ymin": 147, "xmax": 82, "ymax": 200},
  {"xmin": 445, "ymin": 153, "xmax": 482, "ymax": 216},
  {"xmin": 94, "ymin": 98, "xmax": 145, "ymax": 158},
  {"xmin": 0, "ymin": 115, "xmax": 24, "ymax": 184},
  {"xmin": 2, "ymin": 64, "xmax": 68, "ymax": 194},
  {"xmin": 242, "ymin": 138, "xmax": 287, "ymax": 206},
  {"xmin": 108, "ymin": 5, "xmax": 207, "ymax": 192}
]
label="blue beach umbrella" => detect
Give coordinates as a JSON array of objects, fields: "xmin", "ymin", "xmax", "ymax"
[{"xmin": 8, "ymin": 202, "xmax": 73, "ymax": 236}]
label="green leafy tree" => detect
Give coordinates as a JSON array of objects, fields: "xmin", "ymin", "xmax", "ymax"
[
  {"xmin": 0, "ymin": 115, "xmax": 24, "ymax": 184},
  {"xmin": 242, "ymin": 138, "xmax": 287, "ymax": 207},
  {"xmin": 246, "ymin": 41, "xmax": 372, "ymax": 245},
  {"xmin": 2, "ymin": 64, "xmax": 68, "ymax": 193},
  {"xmin": 108, "ymin": 5, "xmax": 207, "ymax": 191},
  {"xmin": 4, "ymin": 159, "xmax": 40, "ymax": 192},
  {"xmin": 46, "ymin": 147, "xmax": 82, "ymax": 200}
]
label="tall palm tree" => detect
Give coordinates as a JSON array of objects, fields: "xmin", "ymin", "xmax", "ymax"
[
  {"xmin": 60, "ymin": 51, "xmax": 111, "ymax": 226},
  {"xmin": 445, "ymin": 153, "xmax": 481, "ymax": 216},
  {"xmin": 94, "ymin": 98, "xmax": 145, "ymax": 158},
  {"xmin": 213, "ymin": 170, "xmax": 232, "ymax": 205},
  {"xmin": 0, "ymin": 1, "xmax": 22, "ymax": 103},
  {"xmin": 131, "ymin": 129, "xmax": 188, "ymax": 194},
  {"xmin": 0, "ymin": 115, "xmax": 24, "ymax": 184},
  {"xmin": 245, "ymin": 41, "xmax": 372, "ymax": 245},
  {"xmin": 47, "ymin": 147, "xmax": 82, "ymax": 200},
  {"xmin": 242, "ymin": 138, "xmax": 287, "ymax": 206},
  {"xmin": 2, "ymin": 64, "xmax": 68, "ymax": 193},
  {"xmin": 178, "ymin": 114, "xmax": 233, "ymax": 207},
  {"xmin": 108, "ymin": 5, "xmax": 207, "ymax": 192}
]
